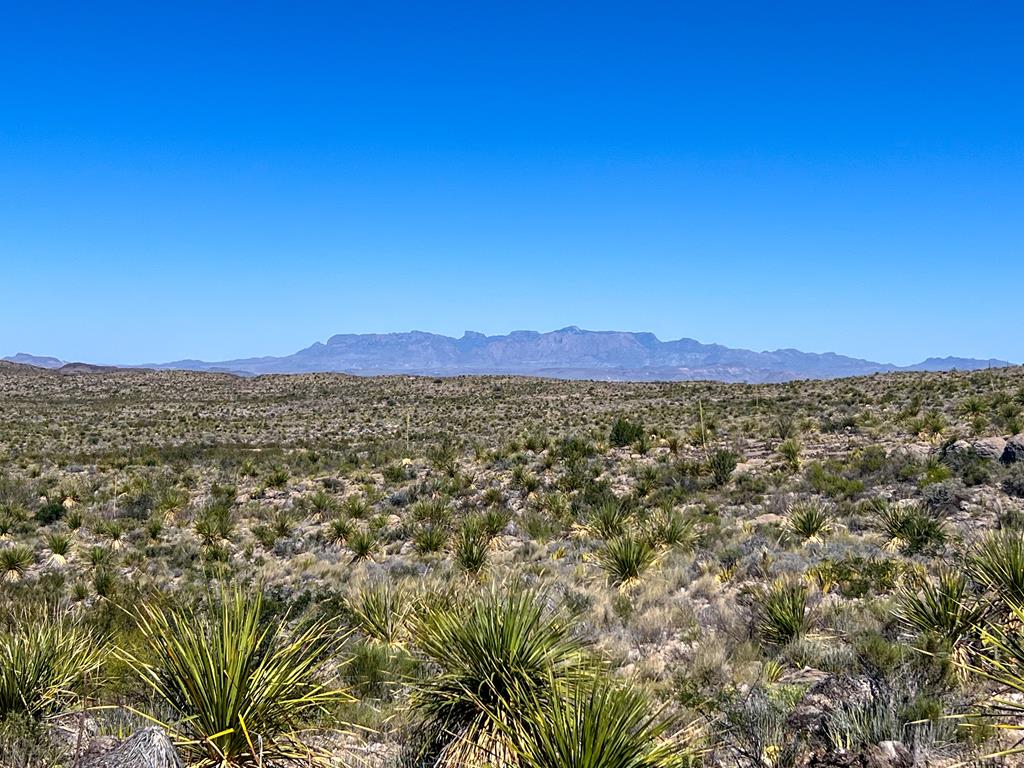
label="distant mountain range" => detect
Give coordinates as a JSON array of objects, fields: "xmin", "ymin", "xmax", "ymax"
[{"xmin": 6, "ymin": 327, "xmax": 1013, "ymax": 383}]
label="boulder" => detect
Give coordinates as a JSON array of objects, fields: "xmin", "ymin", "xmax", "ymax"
[
  {"xmin": 1003, "ymin": 434, "xmax": 1024, "ymax": 464},
  {"xmin": 787, "ymin": 675, "xmax": 875, "ymax": 740},
  {"xmin": 973, "ymin": 436, "xmax": 1007, "ymax": 461}
]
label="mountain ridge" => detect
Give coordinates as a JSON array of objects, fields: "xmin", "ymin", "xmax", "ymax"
[{"xmin": 6, "ymin": 328, "xmax": 1014, "ymax": 383}]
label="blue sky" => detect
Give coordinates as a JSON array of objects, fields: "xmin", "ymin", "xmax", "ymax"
[{"xmin": 2, "ymin": 1, "xmax": 1021, "ymax": 365}]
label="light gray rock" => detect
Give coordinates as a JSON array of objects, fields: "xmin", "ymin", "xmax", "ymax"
[{"xmin": 973, "ymin": 436, "xmax": 1007, "ymax": 461}]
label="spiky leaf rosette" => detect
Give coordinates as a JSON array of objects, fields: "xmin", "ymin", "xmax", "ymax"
[{"xmin": 121, "ymin": 587, "xmax": 350, "ymax": 767}]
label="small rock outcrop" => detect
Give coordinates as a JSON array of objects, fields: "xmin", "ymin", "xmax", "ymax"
[
  {"xmin": 1003, "ymin": 434, "xmax": 1024, "ymax": 464},
  {"xmin": 973, "ymin": 436, "xmax": 1007, "ymax": 461}
]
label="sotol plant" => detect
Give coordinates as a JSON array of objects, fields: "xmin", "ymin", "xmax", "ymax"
[
  {"xmin": 411, "ymin": 585, "xmax": 589, "ymax": 768},
  {"xmin": 513, "ymin": 678, "xmax": 703, "ymax": 768},
  {"xmin": 0, "ymin": 607, "xmax": 105, "ymax": 719},
  {"xmin": 121, "ymin": 588, "xmax": 350, "ymax": 767},
  {"xmin": 597, "ymin": 535, "xmax": 660, "ymax": 588}
]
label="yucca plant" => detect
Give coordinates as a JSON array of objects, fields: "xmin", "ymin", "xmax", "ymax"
[
  {"xmin": 596, "ymin": 535, "xmax": 660, "ymax": 588},
  {"xmin": 756, "ymin": 578, "xmax": 811, "ymax": 647},
  {"xmin": 454, "ymin": 522, "xmax": 490, "ymax": 575},
  {"xmin": 87, "ymin": 544, "xmax": 114, "ymax": 568},
  {"xmin": 307, "ymin": 489, "xmax": 337, "ymax": 518},
  {"xmin": 95, "ymin": 519, "xmax": 126, "ymax": 550},
  {"xmin": 0, "ymin": 545, "xmax": 33, "ymax": 582},
  {"xmin": 876, "ymin": 501, "xmax": 947, "ymax": 556},
  {"xmin": 195, "ymin": 501, "xmax": 236, "ymax": 548},
  {"xmin": 323, "ymin": 515, "xmax": 353, "ymax": 546},
  {"xmin": 121, "ymin": 587, "xmax": 350, "ymax": 767},
  {"xmin": 481, "ymin": 506, "xmax": 512, "ymax": 538},
  {"xmin": 512, "ymin": 677, "xmax": 703, "ymax": 768},
  {"xmin": 346, "ymin": 528, "xmax": 378, "ymax": 563},
  {"xmin": 347, "ymin": 581, "xmax": 413, "ymax": 647},
  {"xmin": 414, "ymin": 522, "xmax": 449, "ymax": 555},
  {"xmin": 968, "ymin": 530, "xmax": 1024, "ymax": 610},
  {"xmin": 957, "ymin": 601, "xmax": 1024, "ymax": 760},
  {"xmin": 340, "ymin": 495, "xmax": 370, "ymax": 519},
  {"xmin": 44, "ymin": 532, "xmax": 72, "ymax": 566},
  {"xmin": 896, "ymin": 568, "xmax": 986, "ymax": 659},
  {"xmin": 646, "ymin": 506, "xmax": 696, "ymax": 551},
  {"xmin": 411, "ymin": 585, "xmax": 589, "ymax": 768},
  {"xmin": 786, "ymin": 500, "xmax": 832, "ymax": 544},
  {"xmin": 0, "ymin": 607, "xmax": 105, "ymax": 718},
  {"xmin": 583, "ymin": 500, "xmax": 632, "ymax": 540}
]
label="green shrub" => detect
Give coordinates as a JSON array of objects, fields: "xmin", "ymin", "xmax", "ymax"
[
  {"xmin": 514, "ymin": 678, "xmax": 703, "ymax": 768},
  {"xmin": 610, "ymin": 417, "xmax": 645, "ymax": 448},
  {"xmin": 896, "ymin": 569, "xmax": 984, "ymax": 647},
  {"xmin": 969, "ymin": 531, "xmax": 1024, "ymax": 609},
  {"xmin": 786, "ymin": 500, "xmax": 832, "ymax": 543},
  {"xmin": 707, "ymin": 449, "xmax": 739, "ymax": 487},
  {"xmin": 876, "ymin": 501, "xmax": 947, "ymax": 556}
]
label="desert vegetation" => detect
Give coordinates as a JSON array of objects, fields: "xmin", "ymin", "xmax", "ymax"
[{"xmin": 2, "ymin": 363, "xmax": 1024, "ymax": 766}]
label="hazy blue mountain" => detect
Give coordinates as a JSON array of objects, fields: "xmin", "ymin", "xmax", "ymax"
[
  {"xmin": 139, "ymin": 327, "xmax": 1014, "ymax": 383},
  {"xmin": 1, "ymin": 353, "xmax": 65, "ymax": 369}
]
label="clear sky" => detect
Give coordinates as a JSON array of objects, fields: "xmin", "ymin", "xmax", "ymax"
[{"xmin": 2, "ymin": 2, "xmax": 1021, "ymax": 365}]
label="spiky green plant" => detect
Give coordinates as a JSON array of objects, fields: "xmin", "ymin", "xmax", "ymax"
[
  {"xmin": 707, "ymin": 448, "xmax": 739, "ymax": 487},
  {"xmin": 968, "ymin": 530, "xmax": 1024, "ymax": 610},
  {"xmin": 786, "ymin": 500, "xmax": 832, "ymax": 543},
  {"xmin": 647, "ymin": 507, "xmax": 696, "ymax": 551},
  {"xmin": 584, "ymin": 500, "xmax": 632, "ymax": 540},
  {"xmin": 414, "ymin": 523, "xmax": 449, "ymax": 555},
  {"xmin": 307, "ymin": 489, "xmax": 337, "ymax": 518},
  {"xmin": 512, "ymin": 677, "xmax": 703, "ymax": 768},
  {"xmin": 45, "ymin": 532, "xmax": 72, "ymax": 566},
  {"xmin": 346, "ymin": 528, "xmax": 378, "ymax": 563},
  {"xmin": 0, "ymin": 545, "xmax": 33, "ymax": 582},
  {"xmin": 756, "ymin": 578, "xmax": 811, "ymax": 647},
  {"xmin": 957, "ymin": 601, "xmax": 1024, "ymax": 760},
  {"xmin": 347, "ymin": 582, "xmax": 412, "ymax": 647},
  {"xmin": 195, "ymin": 501, "xmax": 236, "ymax": 548},
  {"xmin": 896, "ymin": 568, "xmax": 985, "ymax": 650},
  {"xmin": 340, "ymin": 495, "xmax": 370, "ymax": 519},
  {"xmin": 596, "ymin": 535, "xmax": 659, "ymax": 588},
  {"xmin": 0, "ymin": 607, "xmax": 105, "ymax": 718},
  {"xmin": 876, "ymin": 501, "xmax": 947, "ymax": 556},
  {"xmin": 454, "ymin": 522, "xmax": 490, "ymax": 575},
  {"xmin": 411, "ymin": 585, "xmax": 589, "ymax": 768},
  {"xmin": 481, "ymin": 506, "xmax": 512, "ymax": 538},
  {"xmin": 323, "ymin": 515, "xmax": 353, "ymax": 546},
  {"xmin": 121, "ymin": 588, "xmax": 350, "ymax": 767}
]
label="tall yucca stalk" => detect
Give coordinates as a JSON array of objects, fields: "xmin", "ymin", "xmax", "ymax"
[
  {"xmin": 0, "ymin": 607, "xmax": 104, "ymax": 718},
  {"xmin": 512, "ymin": 678, "xmax": 703, "ymax": 768},
  {"xmin": 411, "ymin": 585, "xmax": 589, "ymax": 768},
  {"xmin": 122, "ymin": 588, "xmax": 350, "ymax": 767}
]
